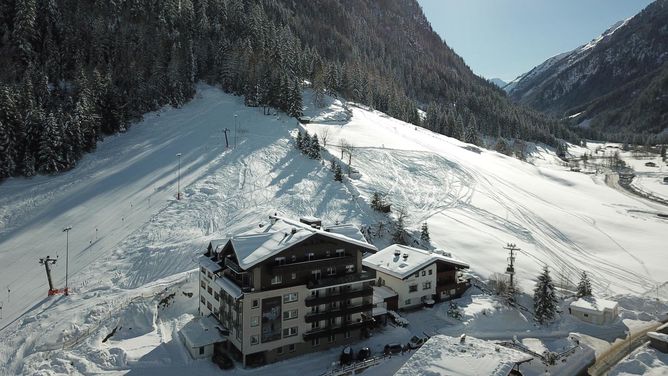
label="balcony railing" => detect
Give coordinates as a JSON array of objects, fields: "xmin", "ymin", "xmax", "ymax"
[
  {"xmin": 305, "ymin": 286, "xmax": 373, "ymax": 307},
  {"xmin": 302, "ymin": 318, "xmax": 374, "ymax": 341},
  {"xmin": 304, "ymin": 302, "xmax": 373, "ymax": 323},
  {"xmin": 271, "ymin": 254, "xmax": 354, "ymax": 272},
  {"xmin": 224, "ymin": 257, "xmax": 244, "ymax": 274},
  {"xmin": 307, "ymin": 270, "xmax": 376, "ymax": 289}
]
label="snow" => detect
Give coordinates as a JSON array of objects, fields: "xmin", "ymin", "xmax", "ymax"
[
  {"xmin": 213, "ymin": 276, "xmax": 242, "ymax": 300},
  {"xmin": 198, "ymin": 255, "xmax": 222, "ymax": 273},
  {"xmin": 609, "ymin": 343, "xmax": 668, "ymax": 376},
  {"xmin": 394, "ymin": 335, "xmax": 533, "ymax": 376},
  {"xmin": 0, "ymin": 84, "xmax": 666, "ymax": 375},
  {"xmin": 647, "ymin": 332, "xmax": 668, "ymax": 343},
  {"xmin": 373, "ymin": 286, "xmax": 398, "ymax": 301},
  {"xmin": 571, "ymin": 297, "xmax": 619, "ymax": 313},
  {"xmin": 362, "ymin": 244, "xmax": 468, "ymax": 280},
  {"xmin": 179, "ymin": 315, "xmax": 226, "ymax": 348},
  {"xmin": 323, "ymin": 223, "xmax": 368, "ymax": 244}
]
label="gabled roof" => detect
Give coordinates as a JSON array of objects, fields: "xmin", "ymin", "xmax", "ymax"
[
  {"xmin": 570, "ymin": 297, "xmax": 618, "ymax": 314},
  {"xmin": 363, "ymin": 244, "xmax": 469, "ymax": 280},
  {"xmin": 180, "ymin": 315, "xmax": 227, "ymax": 348},
  {"xmin": 208, "ymin": 216, "xmax": 377, "ymax": 270}
]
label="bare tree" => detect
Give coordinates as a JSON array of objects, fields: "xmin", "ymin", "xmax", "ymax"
[
  {"xmin": 339, "ymin": 139, "xmax": 355, "ymax": 176},
  {"xmin": 320, "ymin": 128, "xmax": 329, "ymax": 147}
]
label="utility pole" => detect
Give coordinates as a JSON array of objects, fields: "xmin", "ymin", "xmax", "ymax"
[
  {"xmin": 63, "ymin": 226, "xmax": 72, "ymax": 295},
  {"xmin": 503, "ymin": 243, "xmax": 519, "ymax": 303},
  {"xmin": 223, "ymin": 128, "xmax": 231, "ymax": 148},
  {"xmin": 234, "ymin": 114, "xmax": 238, "ymax": 148},
  {"xmin": 176, "ymin": 153, "xmax": 182, "ymax": 200}
]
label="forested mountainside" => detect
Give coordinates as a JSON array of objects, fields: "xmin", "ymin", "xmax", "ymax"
[
  {"xmin": 508, "ymin": 0, "xmax": 668, "ymax": 141},
  {"xmin": 0, "ymin": 0, "xmax": 583, "ymax": 179}
]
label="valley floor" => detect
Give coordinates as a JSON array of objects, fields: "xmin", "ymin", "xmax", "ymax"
[{"xmin": 0, "ymin": 85, "xmax": 666, "ymax": 375}]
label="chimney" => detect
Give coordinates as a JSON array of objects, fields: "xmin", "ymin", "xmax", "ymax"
[
  {"xmin": 394, "ymin": 249, "xmax": 401, "ymax": 257},
  {"xmin": 402, "ymin": 254, "xmax": 408, "ymax": 260},
  {"xmin": 291, "ymin": 227, "xmax": 297, "ymax": 235}
]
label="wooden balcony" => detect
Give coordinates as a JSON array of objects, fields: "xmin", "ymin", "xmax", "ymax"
[
  {"xmin": 307, "ymin": 270, "xmax": 376, "ymax": 290},
  {"xmin": 304, "ymin": 302, "xmax": 373, "ymax": 323},
  {"xmin": 271, "ymin": 254, "xmax": 354, "ymax": 272},
  {"xmin": 302, "ymin": 318, "xmax": 374, "ymax": 341},
  {"xmin": 305, "ymin": 285, "xmax": 373, "ymax": 307}
]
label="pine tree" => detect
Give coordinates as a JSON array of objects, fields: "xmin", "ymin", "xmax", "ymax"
[
  {"xmin": 576, "ymin": 271, "xmax": 592, "ymax": 298},
  {"xmin": 287, "ymin": 81, "xmax": 303, "ymax": 117},
  {"xmin": 420, "ymin": 222, "xmax": 430, "ymax": 243},
  {"xmin": 296, "ymin": 130, "xmax": 303, "ymax": 150},
  {"xmin": 12, "ymin": 0, "xmax": 37, "ymax": 64},
  {"xmin": 533, "ymin": 266, "xmax": 559, "ymax": 325},
  {"xmin": 392, "ymin": 209, "xmax": 407, "ymax": 245},
  {"xmin": 302, "ymin": 131, "xmax": 311, "ymax": 153},
  {"xmin": 371, "ymin": 192, "xmax": 382, "ymax": 211},
  {"xmin": 334, "ymin": 163, "xmax": 343, "ymax": 181},
  {"xmin": 330, "ymin": 159, "xmax": 336, "ymax": 171},
  {"xmin": 0, "ymin": 119, "xmax": 15, "ymax": 177},
  {"xmin": 309, "ymin": 134, "xmax": 320, "ymax": 159},
  {"xmin": 38, "ymin": 112, "xmax": 62, "ymax": 174}
]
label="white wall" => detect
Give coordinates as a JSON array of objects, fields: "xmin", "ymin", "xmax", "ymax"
[{"xmin": 377, "ymin": 264, "xmax": 436, "ymax": 309}]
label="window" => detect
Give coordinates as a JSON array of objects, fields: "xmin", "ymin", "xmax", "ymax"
[
  {"xmin": 325, "ymin": 250, "xmax": 330, "ymax": 257},
  {"xmin": 207, "ymin": 302, "xmax": 212, "ymax": 311},
  {"xmin": 207, "ymin": 286, "xmax": 212, "ymax": 295},
  {"xmin": 214, "ymin": 292, "xmax": 220, "ymax": 301},
  {"xmin": 414, "ymin": 272, "xmax": 419, "ymax": 278},
  {"xmin": 328, "ymin": 334, "xmax": 335, "ymax": 343},
  {"xmin": 289, "ymin": 344, "xmax": 296, "ymax": 352},
  {"xmin": 200, "ymin": 267, "xmax": 206, "ymax": 274},
  {"xmin": 312, "ymin": 338, "xmax": 320, "ymax": 347},
  {"xmin": 200, "ymin": 280, "xmax": 206, "ymax": 289},
  {"xmin": 283, "ymin": 309, "xmax": 298, "ymax": 320},
  {"xmin": 200, "ymin": 296, "xmax": 205, "ymax": 304},
  {"xmin": 252, "ymin": 299, "xmax": 259, "ymax": 309},
  {"xmin": 346, "ymin": 265, "xmax": 355, "ymax": 273},
  {"xmin": 405, "ymin": 299, "xmax": 411, "ymax": 305},
  {"xmin": 283, "ymin": 292, "xmax": 298, "ymax": 303},
  {"xmin": 428, "ymin": 269, "xmax": 433, "ymax": 275},
  {"xmin": 327, "ymin": 267, "xmax": 336, "ymax": 276},
  {"xmin": 251, "ymin": 316, "xmax": 259, "ymax": 327},
  {"xmin": 291, "ymin": 272, "xmax": 297, "ymax": 280},
  {"xmin": 344, "ymin": 331, "xmax": 351, "ymax": 339},
  {"xmin": 422, "ymin": 270, "xmax": 426, "ymax": 277},
  {"xmin": 312, "ymin": 269, "xmax": 321, "ymax": 280},
  {"xmin": 283, "ymin": 326, "xmax": 298, "ymax": 338},
  {"xmin": 208, "ymin": 271, "xmax": 213, "ymax": 279},
  {"xmin": 409, "ymin": 284, "xmax": 418, "ymax": 292},
  {"xmin": 423, "ymin": 282, "xmax": 432, "ymax": 290},
  {"xmin": 199, "ymin": 346, "xmax": 205, "ymax": 355},
  {"xmin": 276, "ymin": 346, "xmax": 284, "ymax": 355},
  {"xmin": 312, "ymin": 321, "xmax": 320, "ymax": 329},
  {"xmin": 291, "ymin": 255, "xmax": 297, "ymax": 262},
  {"xmin": 584, "ymin": 313, "xmax": 589, "ymax": 317},
  {"xmin": 306, "ymin": 252, "xmax": 315, "ymax": 261},
  {"xmin": 336, "ymin": 249, "xmax": 345, "ymax": 257},
  {"xmin": 271, "ymin": 274, "xmax": 282, "ymax": 285},
  {"xmin": 251, "ymin": 335, "xmax": 259, "ymax": 345},
  {"xmin": 275, "ymin": 257, "xmax": 286, "ymax": 265}
]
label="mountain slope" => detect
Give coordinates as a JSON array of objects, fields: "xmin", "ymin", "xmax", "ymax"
[{"xmin": 507, "ymin": 0, "xmax": 668, "ymax": 137}]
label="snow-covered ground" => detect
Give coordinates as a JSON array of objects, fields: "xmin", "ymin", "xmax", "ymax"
[
  {"xmin": 0, "ymin": 85, "xmax": 666, "ymax": 375},
  {"xmin": 609, "ymin": 343, "xmax": 668, "ymax": 376}
]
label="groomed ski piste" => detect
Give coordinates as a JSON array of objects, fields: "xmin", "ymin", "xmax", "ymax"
[{"xmin": 0, "ymin": 84, "xmax": 666, "ymax": 375}]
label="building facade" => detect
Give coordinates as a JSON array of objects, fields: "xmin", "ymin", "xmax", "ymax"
[
  {"xmin": 363, "ymin": 245, "xmax": 470, "ymax": 310},
  {"xmin": 198, "ymin": 216, "xmax": 377, "ymax": 366}
]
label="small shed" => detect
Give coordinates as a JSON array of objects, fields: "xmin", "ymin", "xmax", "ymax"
[
  {"xmin": 373, "ymin": 285, "xmax": 398, "ymax": 312},
  {"xmin": 179, "ymin": 315, "xmax": 228, "ymax": 359},
  {"xmin": 569, "ymin": 297, "xmax": 619, "ymax": 325},
  {"xmin": 648, "ymin": 332, "xmax": 668, "ymax": 353}
]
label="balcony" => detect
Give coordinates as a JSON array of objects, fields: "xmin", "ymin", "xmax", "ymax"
[
  {"xmin": 307, "ymin": 270, "xmax": 376, "ymax": 290},
  {"xmin": 224, "ymin": 257, "xmax": 244, "ymax": 274},
  {"xmin": 271, "ymin": 254, "xmax": 354, "ymax": 272},
  {"xmin": 302, "ymin": 318, "xmax": 374, "ymax": 341},
  {"xmin": 305, "ymin": 285, "xmax": 373, "ymax": 307},
  {"xmin": 304, "ymin": 302, "xmax": 373, "ymax": 323}
]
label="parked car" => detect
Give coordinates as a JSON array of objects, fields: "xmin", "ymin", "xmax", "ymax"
[
  {"xmin": 384, "ymin": 343, "xmax": 403, "ymax": 355},
  {"xmin": 212, "ymin": 353, "xmax": 234, "ymax": 370},
  {"xmin": 388, "ymin": 310, "xmax": 409, "ymax": 327},
  {"xmin": 408, "ymin": 335, "xmax": 428, "ymax": 349},
  {"xmin": 340, "ymin": 346, "xmax": 354, "ymax": 365},
  {"xmin": 357, "ymin": 347, "xmax": 371, "ymax": 361}
]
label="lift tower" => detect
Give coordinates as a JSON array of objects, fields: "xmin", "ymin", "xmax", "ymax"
[{"xmin": 39, "ymin": 256, "xmax": 60, "ymax": 296}]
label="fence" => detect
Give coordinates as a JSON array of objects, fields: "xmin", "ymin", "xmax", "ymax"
[{"xmin": 320, "ymin": 355, "xmax": 386, "ymax": 376}]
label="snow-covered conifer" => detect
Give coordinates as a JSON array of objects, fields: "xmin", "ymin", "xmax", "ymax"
[
  {"xmin": 533, "ymin": 266, "xmax": 559, "ymax": 324},
  {"xmin": 576, "ymin": 271, "xmax": 592, "ymax": 298}
]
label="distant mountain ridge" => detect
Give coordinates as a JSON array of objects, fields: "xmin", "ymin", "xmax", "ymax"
[{"xmin": 507, "ymin": 0, "xmax": 668, "ymax": 138}]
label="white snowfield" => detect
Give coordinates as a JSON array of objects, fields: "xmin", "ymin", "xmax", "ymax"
[{"xmin": 0, "ymin": 84, "xmax": 665, "ymax": 374}]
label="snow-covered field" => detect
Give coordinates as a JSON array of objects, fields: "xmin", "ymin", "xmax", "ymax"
[{"xmin": 0, "ymin": 85, "xmax": 666, "ymax": 375}]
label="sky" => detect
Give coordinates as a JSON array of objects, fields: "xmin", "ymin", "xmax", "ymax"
[{"xmin": 417, "ymin": 0, "xmax": 655, "ymax": 82}]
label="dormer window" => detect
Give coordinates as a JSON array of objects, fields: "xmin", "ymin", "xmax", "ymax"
[
  {"xmin": 336, "ymin": 249, "xmax": 345, "ymax": 257},
  {"xmin": 275, "ymin": 257, "xmax": 286, "ymax": 265},
  {"xmin": 306, "ymin": 252, "xmax": 315, "ymax": 261}
]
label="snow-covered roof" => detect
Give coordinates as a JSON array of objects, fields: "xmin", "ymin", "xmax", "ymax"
[
  {"xmin": 373, "ymin": 286, "xmax": 397, "ymax": 304},
  {"xmin": 362, "ymin": 244, "xmax": 468, "ymax": 280},
  {"xmin": 198, "ymin": 255, "xmax": 222, "ymax": 273},
  {"xmin": 179, "ymin": 315, "xmax": 227, "ymax": 348},
  {"xmin": 648, "ymin": 331, "xmax": 668, "ymax": 343},
  {"xmin": 212, "ymin": 216, "xmax": 377, "ymax": 270},
  {"xmin": 570, "ymin": 297, "xmax": 618, "ymax": 314},
  {"xmin": 395, "ymin": 335, "xmax": 533, "ymax": 376},
  {"xmin": 214, "ymin": 276, "xmax": 243, "ymax": 300},
  {"xmin": 324, "ymin": 223, "xmax": 368, "ymax": 244}
]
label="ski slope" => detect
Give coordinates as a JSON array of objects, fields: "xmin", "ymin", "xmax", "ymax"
[{"xmin": 0, "ymin": 84, "xmax": 666, "ymax": 374}]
